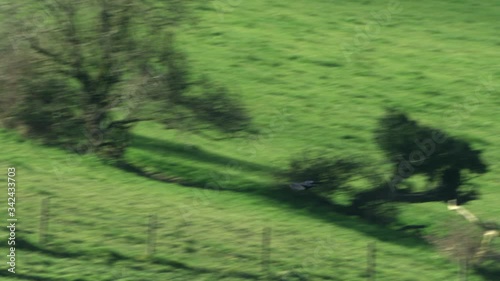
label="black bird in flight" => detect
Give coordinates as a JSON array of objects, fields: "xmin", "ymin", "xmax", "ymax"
[{"xmin": 289, "ymin": 180, "xmax": 315, "ymax": 191}]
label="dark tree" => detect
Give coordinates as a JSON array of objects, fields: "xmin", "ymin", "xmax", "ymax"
[{"xmin": 0, "ymin": 0, "xmax": 251, "ymax": 161}]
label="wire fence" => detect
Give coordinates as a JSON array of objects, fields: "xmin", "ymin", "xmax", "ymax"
[{"xmin": 17, "ymin": 196, "xmax": 500, "ymax": 280}]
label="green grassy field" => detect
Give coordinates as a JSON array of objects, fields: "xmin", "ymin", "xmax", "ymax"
[{"xmin": 1, "ymin": 0, "xmax": 500, "ymax": 280}]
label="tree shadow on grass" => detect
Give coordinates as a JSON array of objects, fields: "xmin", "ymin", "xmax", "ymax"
[
  {"xmin": 11, "ymin": 236, "xmax": 261, "ymax": 280},
  {"xmin": 129, "ymin": 134, "xmax": 277, "ymax": 174},
  {"xmin": 116, "ymin": 132, "xmax": 499, "ymax": 279},
  {"xmin": 117, "ymin": 135, "xmax": 432, "ymax": 250},
  {"xmin": 475, "ymin": 268, "xmax": 500, "ymax": 281},
  {"xmin": 116, "ymin": 159, "xmax": 433, "ymax": 251},
  {"xmin": 475, "ymin": 256, "xmax": 500, "ymax": 281},
  {"xmin": 115, "ymin": 159, "xmax": 261, "ymax": 193},
  {"xmin": 16, "ymin": 235, "xmax": 83, "ymax": 259},
  {"xmin": 257, "ymin": 186, "xmax": 430, "ymax": 249}
]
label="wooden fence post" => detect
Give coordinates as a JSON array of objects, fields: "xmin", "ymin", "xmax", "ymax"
[
  {"xmin": 39, "ymin": 197, "xmax": 50, "ymax": 245},
  {"xmin": 367, "ymin": 242, "xmax": 376, "ymax": 281},
  {"xmin": 147, "ymin": 214, "xmax": 157, "ymax": 257},
  {"xmin": 261, "ymin": 227, "xmax": 272, "ymax": 279}
]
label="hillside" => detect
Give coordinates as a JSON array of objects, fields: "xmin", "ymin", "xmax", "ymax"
[
  {"xmin": 1, "ymin": 0, "xmax": 500, "ymax": 280},
  {"xmin": 0, "ymin": 128, "xmax": 485, "ymax": 280}
]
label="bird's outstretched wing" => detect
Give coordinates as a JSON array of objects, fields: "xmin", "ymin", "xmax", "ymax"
[
  {"xmin": 289, "ymin": 180, "xmax": 315, "ymax": 191},
  {"xmin": 290, "ymin": 183, "xmax": 306, "ymax": 191}
]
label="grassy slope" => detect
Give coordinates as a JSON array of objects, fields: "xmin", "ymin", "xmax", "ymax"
[
  {"xmin": 1, "ymin": 0, "xmax": 500, "ymax": 280},
  {"xmin": 0, "ymin": 130, "xmax": 476, "ymax": 281},
  {"xmin": 173, "ymin": 0, "xmax": 500, "ymax": 220}
]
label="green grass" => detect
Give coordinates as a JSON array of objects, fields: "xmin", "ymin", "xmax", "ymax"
[
  {"xmin": 0, "ymin": 129, "xmax": 478, "ymax": 280},
  {"xmin": 2, "ymin": 0, "xmax": 500, "ymax": 280}
]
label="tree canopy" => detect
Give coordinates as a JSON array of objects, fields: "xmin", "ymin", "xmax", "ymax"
[{"xmin": 0, "ymin": 0, "xmax": 252, "ymax": 160}]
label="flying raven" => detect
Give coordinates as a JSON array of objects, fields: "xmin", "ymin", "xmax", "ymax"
[{"xmin": 289, "ymin": 180, "xmax": 315, "ymax": 191}]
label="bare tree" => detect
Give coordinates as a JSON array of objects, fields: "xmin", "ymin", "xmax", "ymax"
[{"xmin": 0, "ymin": 0, "xmax": 251, "ymax": 160}]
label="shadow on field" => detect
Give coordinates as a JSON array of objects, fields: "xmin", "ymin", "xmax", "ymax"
[
  {"xmin": 115, "ymin": 158, "xmax": 263, "ymax": 192},
  {"xmin": 13, "ymin": 235, "xmax": 261, "ymax": 280},
  {"xmin": 117, "ymin": 157, "xmax": 430, "ymax": 250},
  {"xmin": 113, "ymin": 134, "xmax": 457, "ymax": 254},
  {"xmin": 115, "ymin": 132, "xmax": 499, "ymax": 279},
  {"xmin": 130, "ymin": 134, "xmax": 276, "ymax": 174},
  {"xmin": 119, "ymin": 135, "xmax": 434, "ymax": 250},
  {"xmin": 17, "ymin": 235, "xmax": 83, "ymax": 259},
  {"xmin": 475, "ymin": 260, "xmax": 500, "ymax": 281},
  {"xmin": 0, "ymin": 271, "xmax": 66, "ymax": 281},
  {"xmin": 256, "ymin": 186, "xmax": 430, "ymax": 250}
]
